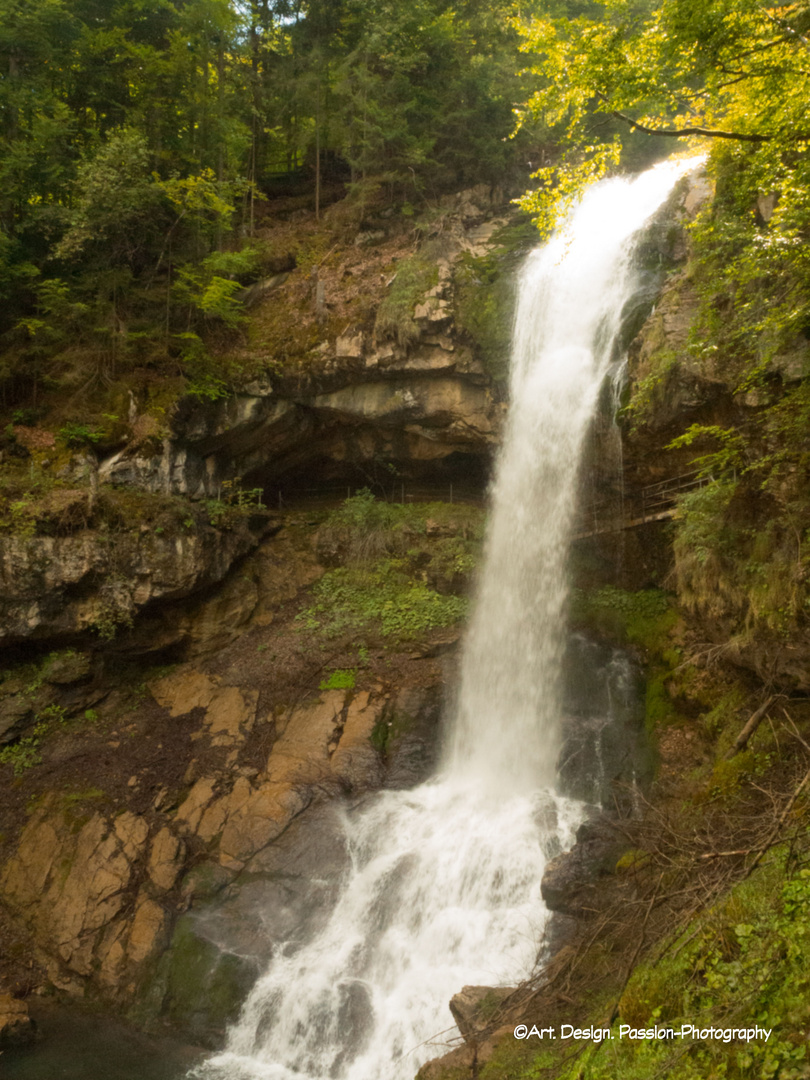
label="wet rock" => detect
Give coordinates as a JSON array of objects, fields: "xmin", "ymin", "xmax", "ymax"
[
  {"xmin": 541, "ymin": 817, "xmax": 623, "ymax": 915},
  {"xmin": 449, "ymin": 985, "xmax": 515, "ymax": 1042},
  {"xmin": 0, "ymin": 693, "xmax": 32, "ymax": 744},
  {"xmin": 0, "ymin": 995, "xmax": 36, "ymax": 1047},
  {"xmin": 329, "ymin": 691, "xmax": 384, "ymax": 790},
  {"xmin": 381, "ymin": 685, "xmax": 444, "ymax": 788},
  {"xmin": 179, "ymin": 862, "xmax": 233, "ymax": 904},
  {"xmin": 42, "ymin": 650, "xmax": 92, "ymax": 685},
  {"xmin": 147, "ymin": 912, "xmax": 258, "ymax": 1047}
]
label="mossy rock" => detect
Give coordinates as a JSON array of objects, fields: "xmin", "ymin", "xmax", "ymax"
[{"xmin": 149, "ymin": 913, "xmax": 257, "ymax": 1046}]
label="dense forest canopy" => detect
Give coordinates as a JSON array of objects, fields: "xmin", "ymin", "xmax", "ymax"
[
  {"xmin": 0, "ymin": 0, "xmax": 549, "ymax": 407},
  {"xmin": 0, "ymin": 0, "xmax": 807, "ymax": 419}
]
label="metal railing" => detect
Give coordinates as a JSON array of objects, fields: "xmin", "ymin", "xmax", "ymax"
[{"xmin": 574, "ymin": 469, "xmax": 710, "ymax": 539}]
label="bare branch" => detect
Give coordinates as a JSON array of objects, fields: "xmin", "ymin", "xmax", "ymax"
[
  {"xmin": 609, "ymin": 107, "xmax": 772, "ymax": 142},
  {"xmin": 724, "ymin": 695, "xmax": 779, "ymax": 759}
]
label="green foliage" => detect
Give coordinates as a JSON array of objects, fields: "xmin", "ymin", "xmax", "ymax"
[
  {"xmin": 572, "ymin": 586, "xmax": 677, "ymax": 655},
  {"xmin": 173, "ymin": 246, "xmax": 261, "ymax": 331},
  {"xmin": 204, "ymin": 479, "xmax": 265, "ymax": 528},
  {"xmin": 89, "ymin": 602, "xmax": 134, "ymax": 642},
  {"xmin": 0, "ymin": 738, "xmax": 43, "ymax": 777},
  {"xmin": 673, "ymin": 478, "xmax": 810, "ymax": 638},
  {"xmin": 299, "ymin": 559, "xmax": 467, "ymax": 641},
  {"xmin": 58, "ymin": 422, "xmax": 103, "ymax": 448},
  {"xmin": 319, "ymin": 488, "xmax": 483, "ymax": 567},
  {"xmin": 667, "ymin": 425, "xmax": 747, "ymax": 480},
  {"xmin": 453, "ymin": 219, "xmax": 536, "ymax": 381},
  {"xmin": 0, "ymin": 701, "xmax": 69, "ymax": 776},
  {"xmin": 319, "ymin": 668, "xmax": 356, "ymax": 691},
  {"xmin": 490, "ymin": 857, "xmax": 810, "ymax": 1080},
  {"xmin": 624, "ymin": 349, "xmax": 678, "ymax": 428},
  {"xmin": 515, "ymin": 0, "xmax": 810, "ymax": 234},
  {"xmin": 374, "ymin": 252, "xmax": 439, "ymax": 346},
  {"xmin": 54, "ymin": 129, "xmax": 166, "ymax": 265},
  {"xmin": 672, "ymin": 481, "xmax": 746, "ymax": 618},
  {"xmin": 0, "ymin": 0, "xmax": 538, "ymax": 412},
  {"xmin": 593, "ymin": 862, "xmax": 810, "ymax": 1080}
]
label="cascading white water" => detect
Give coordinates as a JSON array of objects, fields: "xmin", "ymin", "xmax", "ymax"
[{"xmin": 191, "ymin": 158, "xmax": 697, "ymax": 1080}]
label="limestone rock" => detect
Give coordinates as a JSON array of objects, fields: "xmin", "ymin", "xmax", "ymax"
[
  {"xmin": 127, "ymin": 894, "xmax": 169, "ymax": 965},
  {"xmin": 151, "ymin": 669, "xmax": 257, "ymax": 749},
  {"xmin": 0, "ymin": 995, "xmax": 36, "ymax": 1048},
  {"xmin": 148, "ymin": 827, "xmax": 186, "ymax": 891},
  {"xmin": 0, "ymin": 693, "xmax": 32, "ymax": 744},
  {"xmin": 151, "ymin": 669, "xmax": 217, "ymax": 716},
  {"xmin": 330, "ymin": 691, "xmax": 385, "ymax": 790},
  {"xmin": 265, "ymin": 691, "xmax": 345, "ymax": 784},
  {"xmin": 0, "ymin": 801, "xmax": 157, "ymax": 990},
  {"xmin": 449, "ymin": 985, "xmax": 516, "ymax": 1042},
  {"xmin": 211, "ymin": 691, "xmax": 389, "ymax": 868},
  {"xmin": 628, "ymin": 271, "xmax": 726, "ymax": 431},
  {"xmin": 335, "ymin": 332, "xmax": 364, "ymax": 359},
  {"xmin": 175, "ymin": 777, "xmax": 217, "ymax": 835},
  {"xmin": 197, "ymin": 777, "xmax": 253, "ymax": 843},
  {"xmin": 0, "ymin": 517, "xmax": 270, "ymax": 647},
  {"xmin": 218, "ymin": 783, "xmax": 311, "ymax": 870},
  {"xmin": 205, "ymin": 685, "xmax": 258, "ymax": 748}
]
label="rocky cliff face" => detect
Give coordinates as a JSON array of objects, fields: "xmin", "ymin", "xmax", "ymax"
[
  {"xmin": 0, "ymin": 497, "xmax": 469, "ymax": 1037},
  {"xmin": 0, "ymin": 186, "xmax": 520, "ymax": 656},
  {"xmin": 0, "ymin": 172, "xmax": 732, "ymax": 1054},
  {"xmin": 0, "ymin": 511, "xmax": 274, "ymax": 648},
  {"xmin": 99, "ymin": 186, "xmax": 518, "ymax": 504}
]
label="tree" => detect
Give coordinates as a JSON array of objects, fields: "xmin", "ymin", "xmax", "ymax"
[{"xmin": 515, "ymin": 0, "xmax": 810, "ymax": 231}]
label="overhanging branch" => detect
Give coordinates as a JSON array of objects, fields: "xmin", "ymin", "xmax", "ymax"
[{"xmin": 610, "ymin": 107, "xmax": 772, "ymax": 142}]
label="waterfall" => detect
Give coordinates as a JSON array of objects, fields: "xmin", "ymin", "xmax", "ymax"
[{"xmin": 191, "ymin": 159, "xmax": 697, "ymax": 1080}]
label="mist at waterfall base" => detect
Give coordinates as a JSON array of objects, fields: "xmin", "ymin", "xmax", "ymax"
[{"xmin": 184, "ymin": 160, "xmax": 698, "ymax": 1080}]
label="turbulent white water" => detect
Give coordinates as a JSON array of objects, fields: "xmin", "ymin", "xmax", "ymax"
[{"xmin": 192, "ymin": 159, "xmax": 697, "ymax": 1080}]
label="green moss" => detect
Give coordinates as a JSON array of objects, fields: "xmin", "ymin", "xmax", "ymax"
[
  {"xmin": 644, "ymin": 666, "xmax": 680, "ymax": 733},
  {"xmin": 453, "ymin": 217, "xmax": 536, "ymax": 384},
  {"xmin": 701, "ymin": 687, "xmax": 747, "ymax": 743},
  {"xmin": 615, "ymin": 848, "xmax": 651, "ymax": 875},
  {"xmin": 375, "ymin": 251, "xmax": 439, "ymax": 346},
  {"xmin": 571, "ymin": 586, "xmax": 677, "ymax": 656},
  {"xmin": 319, "ymin": 668, "xmax": 356, "ymax": 690},
  {"xmin": 370, "ymin": 706, "xmax": 418, "ymax": 757},
  {"xmin": 59, "ymin": 787, "xmax": 107, "ymax": 807},
  {"xmin": 156, "ymin": 913, "xmax": 256, "ymax": 1037}
]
